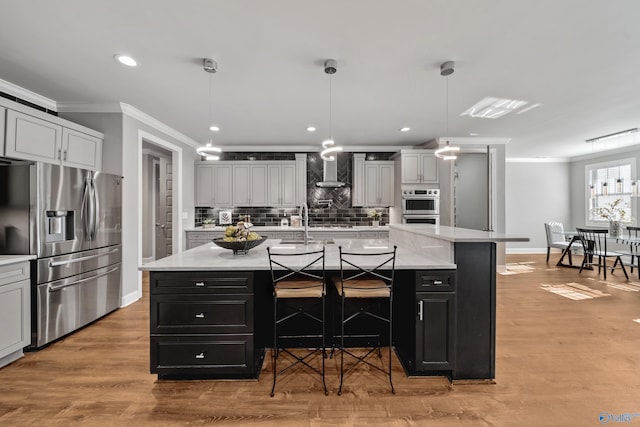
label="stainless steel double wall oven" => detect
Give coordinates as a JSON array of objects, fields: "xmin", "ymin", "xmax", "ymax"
[{"xmin": 0, "ymin": 161, "xmax": 122, "ymax": 348}]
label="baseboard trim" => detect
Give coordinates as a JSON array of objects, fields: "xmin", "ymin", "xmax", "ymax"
[
  {"xmin": 121, "ymin": 289, "xmax": 141, "ymax": 307},
  {"xmin": 507, "ymin": 248, "xmax": 554, "ymax": 255}
]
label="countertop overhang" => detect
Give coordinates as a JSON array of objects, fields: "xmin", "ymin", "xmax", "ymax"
[
  {"xmin": 140, "ymin": 238, "xmax": 454, "ymax": 271},
  {"xmin": 390, "ymin": 224, "xmax": 529, "ymax": 243}
]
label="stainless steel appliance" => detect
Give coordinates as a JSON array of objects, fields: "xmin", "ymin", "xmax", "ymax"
[
  {"xmin": 402, "ymin": 188, "xmax": 440, "ymax": 215},
  {"xmin": 0, "ymin": 162, "xmax": 122, "ymax": 348},
  {"xmin": 402, "ymin": 214, "xmax": 440, "ymax": 225}
]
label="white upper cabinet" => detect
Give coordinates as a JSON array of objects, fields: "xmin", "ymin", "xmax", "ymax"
[
  {"xmin": 195, "ymin": 163, "xmax": 233, "ymax": 207},
  {"xmin": 353, "ymin": 155, "xmax": 394, "ymax": 207},
  {"xmin": 401, "ymin": 151, "xmax": 438, "ymax": 184},
  {"xmin": 61, "ymin": 128, "xmax": 102, "ymax": 170},
  {"xmin": 213, "ymin": 164, "xmax": 233, "ymax": 207},
  {"xmin": 364, "ymin": 161, "xmax": 395, "ymax": 207},
  {"xmin": 195, "ymin": 163, "xmax": 214, "ymax": 206},
  {"xmin": 233, "ymin": 164, "xmax": 268, "ymax": 206},
  {"xmin": 196, "ymin": 159, "xmax": 301, "ymax": 208},
  {"xmin": 268, "ymin": 163, "xmax": 296, "ymax": 207},
  {"xmin": 351, "ymin": 154, "xmax": 366, "ymax": 207},
  {"xmin": 4, "ymin": 109, "xmax": 103, "ymax": 171}
]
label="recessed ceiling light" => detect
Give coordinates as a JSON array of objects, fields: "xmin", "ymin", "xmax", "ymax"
[
  {"xmin": 399, "ymin": 127, "xmax": 411, "ymax": 132},
  {"xmin": 469, "ymin": 132, "xmax": 479, "ymax": 136},
  {"xmin": 461, "ymin": 97, "xmax": 529, "ymax": 119},
  {"xmin": 114, "ymin": 54, "xmax": 137, "ymax": 67},
  {"xmin": 209, "ymin": 125, "xmax": 220, "ymax": 132},
  {"xmin": 306, "ymin": 126, "xmax": 316, "ymax": 132}
]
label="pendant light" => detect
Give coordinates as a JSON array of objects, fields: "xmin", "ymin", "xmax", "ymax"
[
  {"xmin": 435, "ymin": 61, "xmax": 460, "ymax": 160},
  {"xmin": 320, "ymin": 59, "xmax": 343, "ymax": 161},
  {"xmin": 196, "ymin": 58, "xmax": 222, "ymax": 161}
]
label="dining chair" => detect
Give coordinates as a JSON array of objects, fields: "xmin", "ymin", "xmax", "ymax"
[
  {"xmin": 331, "ymin": 245, "xmax": 397, "ymax": 395},
  {"xmin": 617, "ymin": 226, "xmax": 640, "ymax": 279},
  {"xmin": 267, "ymin": 246, "xmax": 328, "ymax": 397},
  {"xmin": 576, "ymin": 228, "xmax": 628, "ymax": 280},
  {"xmin": 544, "ymin": 222, "xmax": 572, "ymax": 264}
]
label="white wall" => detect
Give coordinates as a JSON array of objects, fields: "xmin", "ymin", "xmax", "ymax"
[{"xmin": 505, "ymin": 161, "xmax": 571, "ymax": 253}]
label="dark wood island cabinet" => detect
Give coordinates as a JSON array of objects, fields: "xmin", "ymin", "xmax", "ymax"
[{"xmin": 143, "ymin": 226, "xmax": 527, "ymax": 382}]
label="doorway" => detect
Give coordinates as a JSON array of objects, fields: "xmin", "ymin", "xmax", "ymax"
[
  {"xmin": 454, "ymin": 148, "xmax": 497, "ymax": 232},
  {"xmin": 142, "ymin": 143, "xmax": 173, "ymax": 262}
]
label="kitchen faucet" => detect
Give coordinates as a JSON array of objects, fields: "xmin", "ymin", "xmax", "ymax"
[{"xmin": 299, "ymin": 202, "xmax": 309, "ymax": 245}]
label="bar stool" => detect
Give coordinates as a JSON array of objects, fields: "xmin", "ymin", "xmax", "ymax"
[
  {"xmin": 332, "ymin": 245, "xmax": 397, "ymax": 395},
  {"xmin": 267, "ymin": 246, "xmax": 327, "ymax": 397}
]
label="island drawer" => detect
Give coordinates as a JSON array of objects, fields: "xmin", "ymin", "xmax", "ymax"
[
  {"xmin": 415, "ymin": 270, "xmax": 456, "ymax": 292},
  {"xmin": 150, "ymin": 272, "xmax": 253, "ymax": 294},
  {"xmin": 151, "ymin": 295, "xmax": 253, "ymax": 334},
  {"xmin": 150, "ymin": 334, "xmax": 254, "ymax": 376}
]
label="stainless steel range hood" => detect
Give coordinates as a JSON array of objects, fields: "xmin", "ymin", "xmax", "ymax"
[{"xmin": 316, "ymin": 156, "xmax": 345, "ymax": 188}]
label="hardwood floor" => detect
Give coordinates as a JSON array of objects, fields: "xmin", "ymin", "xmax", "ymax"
[{"xmin": 1, "ymin": 254, "xmax": 640, "ymax": 426}]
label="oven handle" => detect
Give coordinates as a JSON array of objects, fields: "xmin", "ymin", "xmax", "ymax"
[
  {"xmin": 49, "ymin": 248, "xmax": 120, "ymax": 267},
  {"xmin": 48, "ymin": 266, "xmax": 120, "ymax": 292}
]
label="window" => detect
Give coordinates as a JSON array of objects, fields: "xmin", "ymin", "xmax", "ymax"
[{"xmin": 586, "ymin": 158, "xmax": 636, "ymax": 224}]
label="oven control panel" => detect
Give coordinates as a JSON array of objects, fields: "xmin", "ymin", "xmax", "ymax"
[{"xmin": 402, "ymin": 189, "xmax": 439, "ymax": 197}]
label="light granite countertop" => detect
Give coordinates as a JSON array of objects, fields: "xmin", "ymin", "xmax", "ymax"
[
  {"xmin": 0, "ymin": 255, "xmax": 36, "ymax": 267},
  {"xmin": 389, "ymin": 224, "xmax": 529, "ymax": 243},
  {"xmin": 140, "ymin": 238, "xmax": 454, "ymax": 271}
]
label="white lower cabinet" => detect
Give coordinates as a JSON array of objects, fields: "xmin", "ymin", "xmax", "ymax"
[{"xmin": 0, "ymin": 260, "xmax": 31, "ymax": 368}]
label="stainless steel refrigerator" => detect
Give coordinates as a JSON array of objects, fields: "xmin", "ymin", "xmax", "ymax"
[{"xmin": 0, "ymin": 161, "xmax": 122, "ymax": 348}]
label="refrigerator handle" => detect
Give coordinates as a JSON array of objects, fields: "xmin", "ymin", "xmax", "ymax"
[
  {"xmin": 48, "ymin": 266, "xmax": 120, "ymax": 292},
  {"xmin": 81, "ymin": 176, "xmax": 92, "ymax": 238},
  {"xmin": 92, "ymin": 176, "xmax": 100, "ymax": 239}
]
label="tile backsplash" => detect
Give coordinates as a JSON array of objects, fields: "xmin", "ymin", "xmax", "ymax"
[{"xmin": 195, "ymin": 152, "xmax": 394, "ymax": 227}]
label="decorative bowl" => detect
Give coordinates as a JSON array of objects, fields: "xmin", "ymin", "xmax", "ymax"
[{"xmin": 212, "ymin": 236, "xmax": 267, "ymax": 255}]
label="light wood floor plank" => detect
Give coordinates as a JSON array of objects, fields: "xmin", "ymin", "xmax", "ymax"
[{"xmin": 1, "ymin": 254, "xmax": 639, "ymax": 426}]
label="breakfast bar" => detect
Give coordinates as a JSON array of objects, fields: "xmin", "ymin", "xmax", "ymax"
[{"xmin": 140, "ymin": 225, "xmax": 528, "ymax": 382}]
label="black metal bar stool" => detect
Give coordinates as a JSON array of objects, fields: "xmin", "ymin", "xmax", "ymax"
[
  {"xmin": 267, "ymin": 246, "xmax": 327, "ymax": 397},
  {"xmin": 332, "ymin": 245, "xmax": 397, "ymax": 395}
]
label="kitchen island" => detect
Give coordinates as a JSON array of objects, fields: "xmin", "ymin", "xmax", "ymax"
[{"xmin": 141, "ymin": 226, "xmax": 527, "ymax": 381}]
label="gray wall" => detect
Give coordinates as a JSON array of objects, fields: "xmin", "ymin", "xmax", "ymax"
[{"xmin": 505, "ymin": 161, "xmax": 571, "ymax": 252}]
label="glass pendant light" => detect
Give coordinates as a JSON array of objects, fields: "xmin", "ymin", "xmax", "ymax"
[
  {"xmin": 196, "ymin": 58, "xmax": 222, "ymax": 161},
  {"xmin": 631, "ymin": 181, "xmax": 638, "ymax": 197},
  {"xmin": 602, "ymin": 181, "xmax": 609, "ymax": 196},
  {"xmin": 616, "ymin": 178, "xmax": 623, "ymax": 193},
  {"xmin": 320, "ymin": 59, "xmax": 343, "ymax": 161},
  {"xmin": 589, "ymin": 184, "xmax": 596, "ymax": 198},
  {"xmin": 435, "ymin": 61, "xmax": 460, "ymax": 160}
]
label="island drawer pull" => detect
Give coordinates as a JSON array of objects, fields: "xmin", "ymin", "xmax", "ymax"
[
  {"xmin": 195, "ymin": 352, "xmax": 205, "ymax": 359},
  {"xmin": 195, "ymin": 281, "xmax": 205, "ymax": 287},
  {"xmin": 418, "ymin": 300, "xmax": 423, "ymax": 321},
  {"xmin": 433, "ymin": 280, "xmax": 443, "ymax": 285},
  {"xmin": 195, "ymin": 313, "xmax": 205, "ymax": 318}
]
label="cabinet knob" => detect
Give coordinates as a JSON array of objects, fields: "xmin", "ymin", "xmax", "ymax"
[
  {"xmin": 195, "ymin": 313, "xmax": 205, "ymax": 318},
  {"xmin": 63, "ymin": 150, "xmax": 68, "ymax": 161},
  {"xmin": 58, "ymin": 149, "xmax": 62, "ymax": 160},
  {"xmin": 195, "ymin": 281, "xmax": 205, "ymax": 287},
  {"xmin": 195, "ymin": 352, "xmax": 205, "ymax": 359}
]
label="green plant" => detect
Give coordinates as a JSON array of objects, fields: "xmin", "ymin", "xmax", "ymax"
[
  {"xmin": 592, "ymin": 198, "xmax": 630, "ymax": 221},
  {"xmin": 368, "ymin": 209, "xmax": 382, "ymax": 221}
]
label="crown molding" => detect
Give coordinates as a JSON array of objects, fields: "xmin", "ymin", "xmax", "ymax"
[
  {"xmin": 506, "ymin": 157, "xmax": 570, "ymax": 163},
  {"xmin": 431, "ymin": 137, "xmax": 512, "ymax": 145},
  {"xmin": 0, "ymin": 78, "xmax": 57, "ymax": 111},
  {"xmin": 58, "ymin": 102, "xmax": 202, "ymax": 149},
  {"xmin": 218, "ymin": 145, "xmax": 411, "ymax": 152}
]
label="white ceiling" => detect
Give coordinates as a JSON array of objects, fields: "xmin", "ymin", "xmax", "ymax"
[{"xmin": 1, "ymin": 0, "xmax": 640, "ymax": 160}]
